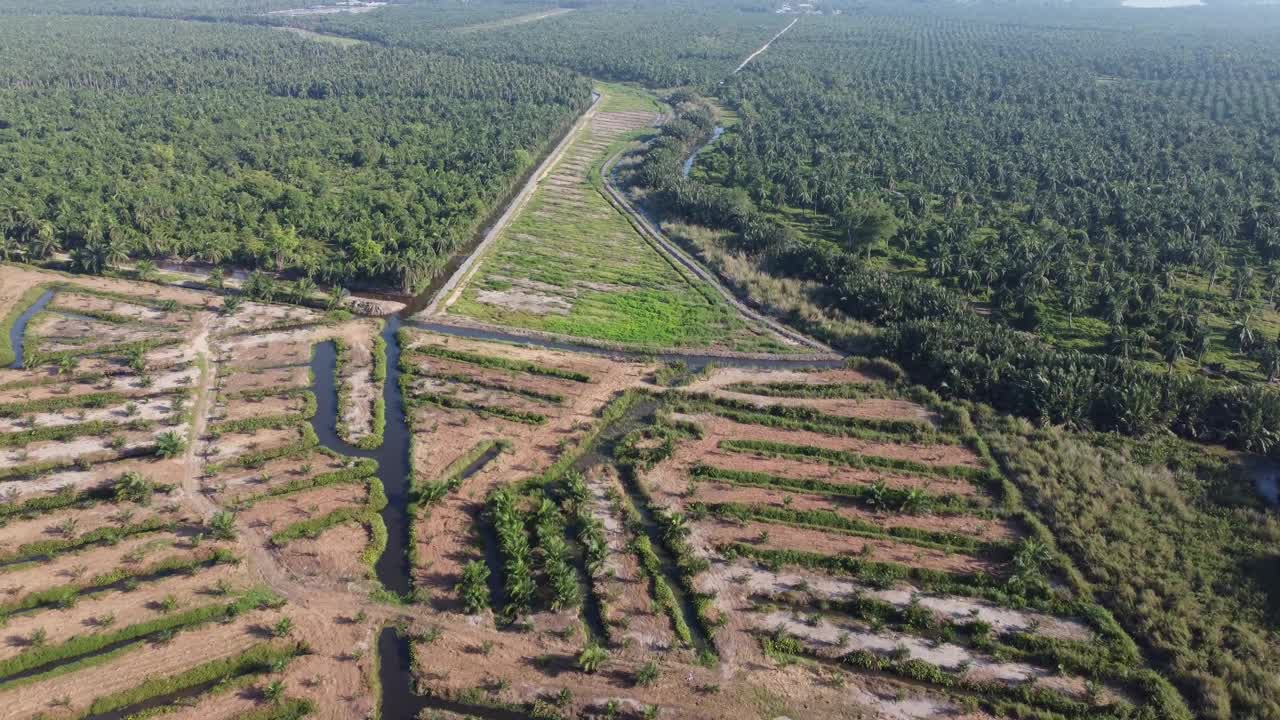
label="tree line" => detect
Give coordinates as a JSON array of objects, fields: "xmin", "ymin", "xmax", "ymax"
[
  {"xmin": 637, "ymin": 94, "xmax": 1280, "ymax": 457},
  {"xmin": 0, "ymin": 16, "xmax": 591, "ymax": 292}
]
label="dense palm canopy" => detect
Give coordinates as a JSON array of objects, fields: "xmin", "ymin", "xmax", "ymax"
[{"xmin": 0, "ymin": 16, "xmax": 590, "ymax": 292}]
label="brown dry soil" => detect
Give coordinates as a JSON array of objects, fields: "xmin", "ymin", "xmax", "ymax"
[{"xmin": 0, "ymin": 264, "xmax": 1119, "ymax": 720}]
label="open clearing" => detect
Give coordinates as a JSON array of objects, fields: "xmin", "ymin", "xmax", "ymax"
[
  {"xmin": 441, "ymin": 84, "xmax": 795, "ymax": 354},
  {"xmin": 0, "ymin": 261, "xmax": 1179, "ymax": 719}
]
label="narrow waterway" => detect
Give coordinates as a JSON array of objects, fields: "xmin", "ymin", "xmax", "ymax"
[
  {"xmin": 682, "ymin": 126, "xmax": 725, "ymax": 178},
  {"xmin": 377, "ymin": 626, "xmax": 526, "ymax": 720},
  {"xmin": 6, "ymin": 288, "xmax": 53, "ymax": 368},
  {"xmin": 309, "ymin": 315, "xmax": 413, "ymax": 597}
]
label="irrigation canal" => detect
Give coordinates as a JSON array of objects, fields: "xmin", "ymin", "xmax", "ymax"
[{"xmin": 6, "ymin": 288, "xmax": 52, "ymax": 369}]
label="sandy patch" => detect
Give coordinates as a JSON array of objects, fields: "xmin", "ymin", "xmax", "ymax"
[{"xmin": 475, "ymin": 288, "xmax": 573, "ymax": 316}]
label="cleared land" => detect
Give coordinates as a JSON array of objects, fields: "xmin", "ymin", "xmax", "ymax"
[
  {"xmin": 0, "ymin": 263, "xmax": 1186, "ymax": 720},
  {"xmin": 443, "ymin": 85, "xmax": 793, "ymax": 353}
]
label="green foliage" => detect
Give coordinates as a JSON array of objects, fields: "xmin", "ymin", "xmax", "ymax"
[
  {"xmin": 533, "ymin": 499, "xmax": 579, "ymax": 611},
  {"xmin": 153, "ymin": 430, "xmax": 187, "ymax": 459},
  {"xmin": 671, "ymin": 392, "xmax": 938, "ymax": 442},
  {"xmin": 629, "ymin": 534, "xmax": 693, "ymax": 647},
  {"xmin": 0, "ymin": 517, "xmax": 172, "ymax": 566},
  {"xmin": 717, "ymin": 438, "xmax": 985, "ymax": 482},
  {"xmin": 634, "ymin": 660, "xmax": 660, "ymax": 687},
  {"xmin": 488, "ymin": 486, "xmax": 535, "ymax": 616},
  {"xmin": 209, "ymin": 412, "xmax": 310, "ymax": 436},
  {"xmin": 234, "ymin": 458, "xmax": 378, "ymax": 508},
  {"xmin": 408, "ymin": 389, "xmax": 546, "ymax": 425},
  {"xmin": 577, "ymin": 643, "xmax": 608, "ymax": 674},
  {"xmin": 0, "ymin": 419, "xmax": 151, "ymax": 449},
  {"xmin": 0, "ymin": 391, "xmax": 129, "ymax": 418},
  {"xmin": 987, "ymin": 419, "xmax": 1279, "ymax": 719},
  {"xmin": 405, "ymin": 343, "xmax": 590, "ymax": 383},
  {"xmin": 457, "ymin": 560, "xmax": 492, "ymax": 615},
  {"xmin": 83, "ymin": 642, "xmax": 306, "ymax": 717},
  {"xmin": 113, "ymin": 470, "xmax": 155, "ymax": 505},
  {"xmin": 0, "ymin": 590, "xmax": 281, "ymax": 688},
  {"xmin": 209, "ymin": 511, "xmax": 238, "ymax": 540},
  {"xmin": 689, "ymin": 463, "xmax": 972, "ymax": 515},
  {"xmin": 700, "ymin": 501, "xmax": 990, "ymax": 553},
  {"xmin": 402, "ymin": 366, "xmax": 565, "ymax": 405},
  {"xmin": 0, "ymin": 17, "xmax": 589, "ymax": 291}
]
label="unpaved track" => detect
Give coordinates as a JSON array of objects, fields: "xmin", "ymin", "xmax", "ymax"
[{"xmin": 733, "ymin": 17, "xmax": 799, "ymax": 75}]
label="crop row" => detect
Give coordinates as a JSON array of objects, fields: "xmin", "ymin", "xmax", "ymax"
[{"xmin": 403, "ymin": 340, "xmax": 591, "ymax": 383}]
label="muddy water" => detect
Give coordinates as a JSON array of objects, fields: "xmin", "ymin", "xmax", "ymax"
[
  {"xmin": 7, "ymin": 288, "xmax": 53, "ymax": 368},
  {"xmin": 309, "ymin": 315, "xmax": 413, "ymax": 596},
  {"xmin": 378, "ymin": 627, "xmax": 526, "ymax": 720}
]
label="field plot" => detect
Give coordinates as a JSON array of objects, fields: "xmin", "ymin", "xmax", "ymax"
[
  {"xmin": 581, "ymin": 366, "xmax": 1187, "ymax": 720},
  {"xmin": 0, "ymin": 265, "xmax": 380, "ymax": 720},
  {"xmin": 443, "ymin": 86, "xmax": 790, "ymax": 353},
  {"xmin": 0, "ymin": 264, "xmax": 1189, "ymax": 720}
]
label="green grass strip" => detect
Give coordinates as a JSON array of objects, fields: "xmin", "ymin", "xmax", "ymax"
[
  {"xmin": 203, "ymin": 427, "xmax": 319, "ymax": 473},
  {"xmin": 238, "ymin": 698, "xmax": 315, "ymax": 720},
  {"xmin": 0, "ymin": 484, "xmax": 126, "ymax": 520},
  {"xmin": 0, "ymin": 549, "xmax": 237, "ymax": 620},
  {"xmin": 0, "ymin": 446, "xmax": 158, "ymax": 481},
  {"xmin": 233, "ymin": 458, "xmax": 378, "ymax": 509},
  {"xmin": 719, "ymin": 543, "xmax": 994, "ymax": 595},
  {"xmin": 517, "ymin": 389, "xmax": 649, "ymax": 493},
  {"xmin": 690, "ymin": 464, "xmax": 975, "ymax": 514},
  {"xmin": 404, "ymin": 366, "xmax": 566, "ymax": 404},
  {"xmin": 700, "ymin": 501, "xmax": 991, "ymax": 553},
  {"xmin": 724, "ymin": 381, "xmax": 878, "ymax": 399},
  {"xmin": 718, "ymin": 438, "xmax": 986, "ymax": 481},
  {"xmin": 409, "ymin": 390, "xmax": 546, "ymax": 425},
  {"xmin": 677, "ymin": 393, "xmax": 936, "ymax": 440},
  {"xmin": 47, "ymin": 305, "xmax": 136, "ymax": 325},
  {"xmin": 50, "ymin": 284, "xmax": 205, "ymax": 312},
  {"xmin": 81, "ymin": 641, "xmax": 306, "ymax": 718},
  {"xmin": 0, "ymin": 391, "xmax": 131, "ymax": 418},
  {"xmin": 0, "ymin": 418, "xmax": 154, "ymax": 448},
  {"xmin": 413, "ymin": 440, "xmax": 506, "ymax": 503},
  {"xmin": 28, "ymin": 337, "xmax": 184, "ymax": 366},
  {"xmin": 222, "ymin": 386, "xmax": 314, "ymax": 402},
  {"xmin": 1, "ymin": 285, "xmax": 53, "ymax": 367},
  {"xmin": 209, "ymin": 411, "xmax": 312, "ymax": 436},
  {"xmin": 0, "ymin": 517, "xmax": 175, "ymax": 566},
  {"xmin": 762, "ymin": 632, "xmax": 1114, "ymax": 720},
  {"xmin": 0, "ymin": 588, "xmax": 283, "ymax": 688},
  {"xmin": 631, "ymin": 534, "xmax": 694, "ymax": 646},
  {"xmin": 406, "ymin": 343, "xmax": 590, "ymax": 383},
  {"xmin": 270, "ymin": 476, "xmax": 387, "ymax": 547}
]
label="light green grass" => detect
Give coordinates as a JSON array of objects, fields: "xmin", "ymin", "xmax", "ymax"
[
  {"xmin": 595, "ymin": 81, "xmax": 662, "ymax": 113},
  {"xmin": 449, "ymin": 87, "xmax": 786, "ymax": 352}
]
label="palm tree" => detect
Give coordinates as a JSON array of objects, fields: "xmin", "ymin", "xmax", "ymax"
[
  {"xmin": 261, "ymin": 680, "xmax": 286, "ymax": 704},
  {"xmin": 154, "ymin": 430, "xmax": 187, "ymax": 459},
  {"xmin": 578, "ymin": 644, "xmax": 608, "ymax": 674},
  {"xmin": 1159, "ymin": 330, "xmax": 1186, "ymax": 371},
  {"xmin": 0, "ymin": 235, "xmax": 19, "ymax": 262},
  {"xmin": 1229, "ymin": 310, "xmax": 1258, "ymax": 353}
]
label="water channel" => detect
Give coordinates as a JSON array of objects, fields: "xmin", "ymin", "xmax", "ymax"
[
  {"xmin": 6, "ymin": 288, "xmax": 52, "ymax": 369},
  {"xmin": 682, "ymin": 126, "xmax": 725, "ymax": 178},
  {"xmin": 308, "ymin": 315, "xmax": 414, "ymax": 597}
]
